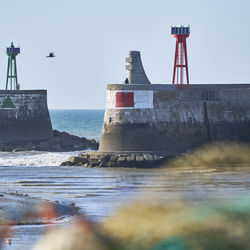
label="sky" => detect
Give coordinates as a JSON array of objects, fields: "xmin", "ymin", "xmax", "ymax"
[{"xmin": 0, "ymin": 0, "xmax": 250, "ymax": 109}]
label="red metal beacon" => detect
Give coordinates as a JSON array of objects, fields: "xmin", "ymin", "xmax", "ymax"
[{"xmin": 171, "ymin": 26, "xmax": 190, "ymax": 89}]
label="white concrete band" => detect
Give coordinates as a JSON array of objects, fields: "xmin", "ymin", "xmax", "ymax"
[{"xmin": 106, "ymin": 90, "xmax": 153, "ymax": 109}]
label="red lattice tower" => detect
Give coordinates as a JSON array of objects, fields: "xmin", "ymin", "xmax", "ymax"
[{"xmin": 171, "ymin": 26, "xmax": 190, "ymax": 89}]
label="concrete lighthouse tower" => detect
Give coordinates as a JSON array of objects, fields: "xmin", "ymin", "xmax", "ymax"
[
  {"xmin": 99, "ymin": 51, "xmax": 157, "ymax": 152},
  {"xmin": 125, "ymin": 51, "xmax": 151, "ymax": 85},
  {"xmin": 82, "ymin": 48, "xmax": 250, "ymax": 168}
]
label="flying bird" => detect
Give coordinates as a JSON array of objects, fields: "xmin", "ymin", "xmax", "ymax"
[{"xmin": 46, "ymin": 52, "xmax": 55, "ymax": 58}]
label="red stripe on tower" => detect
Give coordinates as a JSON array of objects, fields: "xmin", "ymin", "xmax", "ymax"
[{"xmin": 115, "ymin": 92, "xmax": 134, "ymax": 107}]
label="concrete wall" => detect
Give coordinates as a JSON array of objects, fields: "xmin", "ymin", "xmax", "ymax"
[
  {"xmin": 126, "ymin": 51, "xmax": 151, "ymax": 85},
  {"xmin": 0, "ymin": 90, "xmax": 53, "ymax": 143},
  {"xmin": 99, "ymin": 84, "xmax": 250, "ymax": 153}
]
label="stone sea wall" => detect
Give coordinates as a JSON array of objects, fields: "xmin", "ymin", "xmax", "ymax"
[
  {"xmin": 0, "ymin": 90, "xmax": 53, "ymax": 143},
  {"xmin": 99, "ymin": 84, "xmax": 250, "ymax": 153}
]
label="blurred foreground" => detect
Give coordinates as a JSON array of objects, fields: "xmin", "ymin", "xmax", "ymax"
[
  {"xmin": 1, "ymin": 142, "xmax": 250, "ymax": 249},
  {"xmin": 32, "ymin": 198, "xmax": 250, "ymax": 250},
  {"xmin": 168, "ymin": 142, "xmax": 250, "ymax": 168}
]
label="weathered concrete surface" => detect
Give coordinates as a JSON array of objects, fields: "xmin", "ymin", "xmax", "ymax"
[
  {"xmin": 0, "ymin": 90, "xmax": 53, "ymax": 143},
  {"xmin": 126, "ymin": 51, "xmax": 151, "ymax": 85},
  {"xmin": 99, "ymin": 84, "xmax": 250, "ymax": 153}
]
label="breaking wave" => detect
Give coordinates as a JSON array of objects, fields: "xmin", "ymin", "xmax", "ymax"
[{"xmin": 0, "ymin": 151, "xmax": 80, "ymax": 167}]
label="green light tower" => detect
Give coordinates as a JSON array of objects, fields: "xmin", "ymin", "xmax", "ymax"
[{"xmin": 6, "ymin": 42, "xmax": 20, "ymax": 90}]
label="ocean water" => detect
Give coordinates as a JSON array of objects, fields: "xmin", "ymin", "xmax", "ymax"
[
  {"xmin": 49, "ymin": 109, "xmax": 104, "ymax": 141},
  {"xmin": 0, "ymin": 109, "xmax": 104, "ymax": 167}
]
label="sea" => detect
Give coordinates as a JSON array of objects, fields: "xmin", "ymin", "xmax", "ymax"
[
  {"xmin": 0, "ymin": 110, "xmax": 104, "ymax": 167},
  {"xmin": 0, "ymin": 110, "xmax": 250, "ymax": 250}
]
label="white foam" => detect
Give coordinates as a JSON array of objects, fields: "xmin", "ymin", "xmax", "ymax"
[{"xmin": 0, "ymin": 151, "xmax": 80, "ymax": 167}]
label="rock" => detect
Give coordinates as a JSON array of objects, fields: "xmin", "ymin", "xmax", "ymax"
[
  {"xmin": 79, "ymin": 156, "xmax": 89, "ymax": 164},
  {"xmin": 152, "ymin": 155, "xmax": 162, "ymax": 161},
  {"xmin": 62, "ymin": 152, "xmax": 170, "ymax": 168},
  {"xmin": 39, "ymin": 141, "xmax": 51, "ymax": 150},
  {"xmin": 68, "ymin": 156, "xmax": 88, "ymax": 165},
  {"xmin": 93, "ymin": 154, "xmax": 105, "ymax": 160},
  {"xmin": 98, "ymin": 155, "xmax": 111, "ymax": 164},
  {"xmin": 143, "ymin": 154, "xmax": 154, "ymax": 161},
  {"xmin": 0, "ymin": 130, "xmax": 99, "ymax": 152},
  {"xmin": 89, "ymin": 162, "xmax": 98, "ymax": 168},
  {"xmin": 105, "ymin": 161, "xmax": 117, "ymax": 167},
  {"xmin": 3, "ymin": 145, "xmax": 13, "ymax": 151},
  {"xmin": 118, "ymin": 156, "xmax": 127, "ymax": 164},
  {"xmin": 24, "ymin": 142, "xmax": 36, "ymax": 150},
  {"xmin": 67, "ymin": 156, "xmax": 76, "ymax": 163},
  {"xmin": 53, "ymin": 130, "xmax": 99, "ymax": 151},
  {"xmin": 95, "ymin": 159, "xmax": 101, "ymax": 165},
  {"xmin": 99, "ymin": 161, "xmax": 105, "ymax": 167},
  {"xmin": 60, "ymin": 161, "xmax": 74, "ymax": 166},
  {"xmin": 110, "ymin": 155, "xmax": 118, "ymax": 163},
  {"xmin": 127, "ymin": 154, "xmax": 136, "ymax": 162},
  {"xmin": 78, "ymin": 152, "xmax": 87, "ymax": 158},
  {"xmin": 135, "ymin": 155, "xmax": 144, "ymax": 162},
  {"xmin": 12, "ymin": 147, "xmax": 23, "ymax": 152}
]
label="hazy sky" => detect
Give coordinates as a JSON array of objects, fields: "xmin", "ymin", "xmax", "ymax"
[{"xmin": 0, "ymin": 0, "xmax": 249, "ymax": 109}]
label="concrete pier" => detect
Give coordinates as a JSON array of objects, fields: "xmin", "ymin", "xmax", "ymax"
[
  {"xmin": 68, "ymin": 50, "xmax": 250, "ymax": 168},
  {"xmin": 0, "ymin": 90, "xmax": 53, "ymax": 143},
  {"xmin": 99, "ymin": 83, "xmax": 250, "ymax": 153}
]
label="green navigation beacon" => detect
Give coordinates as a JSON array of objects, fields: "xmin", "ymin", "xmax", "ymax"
[{"xmin": 6, "ymin": 42, "xmax": 20, "ymax": 90}]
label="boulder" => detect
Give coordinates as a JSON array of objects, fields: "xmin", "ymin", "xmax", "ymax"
[
  {"xmin": 110, "ymin": 155, "xmax": 118, "ymax": 163},
  {"xmin": 23, "ymin": 142, "xmax": 36, "ymax": 151},
  {"xmin": 0, "ymin": 130, "xmax": 99, "ymax": 152},
  {"xmin": 153, "ymin": 155, "xmax": 163, "ymax": 161},
  {"xmin": 105, "ymin": 161, "xmax": 118, "ymax": 167},
  {"xmin": 39, "ymin": 141, "xmax": 51, "ymax": 151},
  {"xmin": 78, "ymin": 153, "xmax": 87, "ymax": 159},
  {"xmin": 117, "ymin": 156, "xmax": 127, "ymax": 164},
  {"xmin": 61, "ymin": 152, "xmax": 171, "ymax": 168},
  {"xmin": 143, "ymin": 154, "xmax": 154, "ymax": 161},
  {"xmin": 127, "ymin": 154, "xmax": 136, "ymax": 162},
  {"xmin": 135, "ymin": 155, "xmax": 144, "ymax": 162},
  {"xmin": 60, "ymin": 161, "xmax": 74, "ymax": 166},
  {"xmin": 68, "ymin": 156, "xmax": 88, "ymax": 165}
]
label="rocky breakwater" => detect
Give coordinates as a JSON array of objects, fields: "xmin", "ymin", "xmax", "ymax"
[
  {"xmin": 0, "ymin": 130, "xmax": 98, "ymax": 152},
  {"xmin": 61, "ymin": 151, "xmax": 174, "ymax": 168}
]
